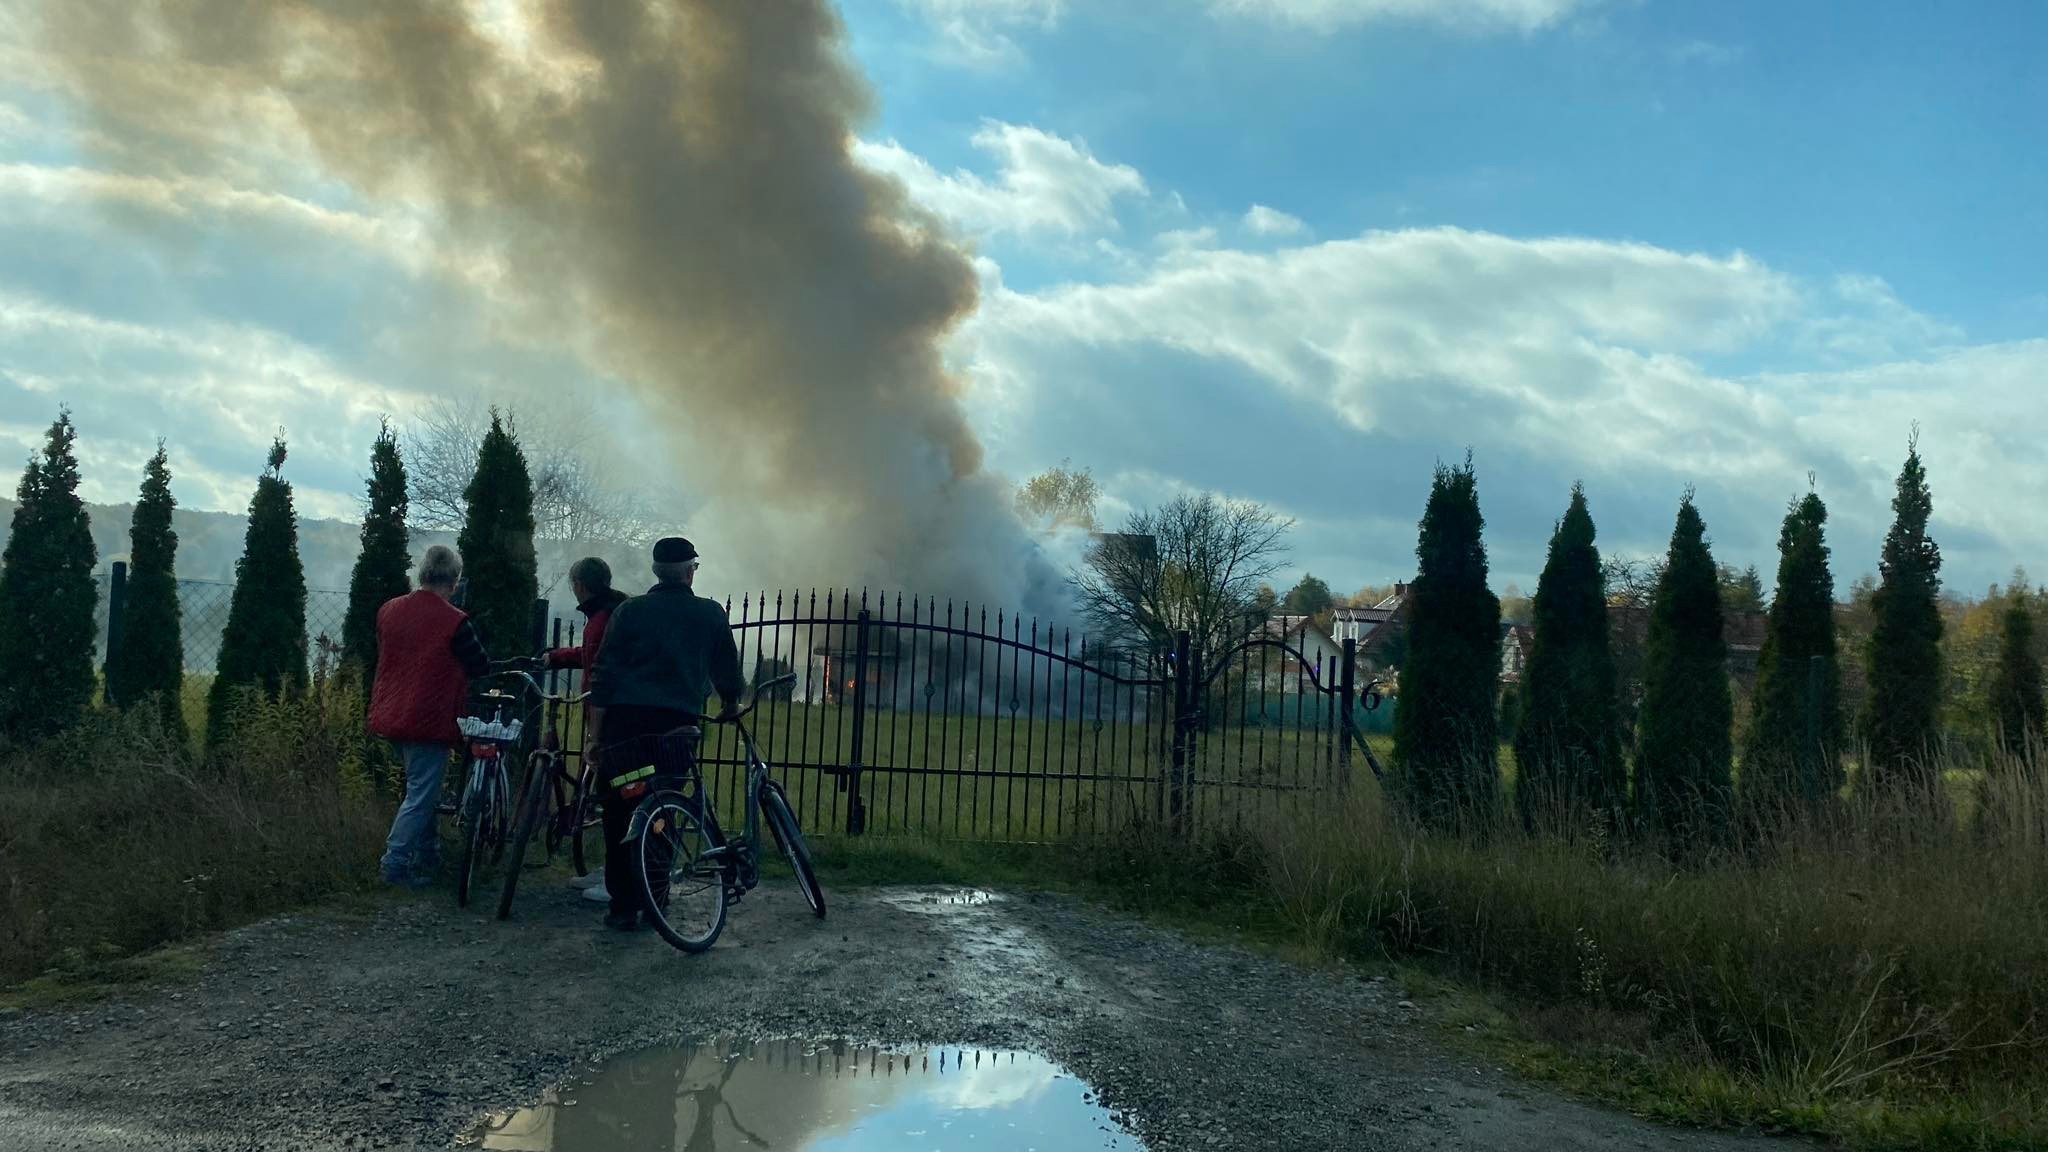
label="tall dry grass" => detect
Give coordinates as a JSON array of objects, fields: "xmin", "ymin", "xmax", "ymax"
[
  {"xmin": 0, "ymin": 686, "xmax": 391, "ymax": 983},
  {"xmin": 1224, "ymin": 755, "xmax": 2048, "ymax": 1144}
]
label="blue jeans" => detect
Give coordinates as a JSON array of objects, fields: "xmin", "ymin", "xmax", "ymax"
[{"xmin": 381, "ymin": 742, "xmax": 451, "ymax": 882}]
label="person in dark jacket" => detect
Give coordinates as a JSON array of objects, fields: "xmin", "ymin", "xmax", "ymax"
[
  {"xmin": 588, "ymin": 536, "xmax": 743, "ymax": 930},
  {"xmin": 542, "ymin": 556, "xmax": 629, "ymax": 903},
  {"xmin": 542, "ymin": 556, "xmax": 628, "ymax": 682},
  {"xmin": 369, "ymin": 545, "xmax": 490, "ymax": 887}
]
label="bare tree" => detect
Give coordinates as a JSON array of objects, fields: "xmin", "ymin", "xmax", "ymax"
[
  {"xmin": 402, "ymin": 397, "xmax": 662, "ymax": 545},
  {"xmin": 1071, "ymin": 492, "xmax": 1291, "ymax": 659},
  {"xmin": 1015, "ymin": 460, "xmax": 1100, "ymax": 532},
  {"xmin": 1603, "ymin": 554, "xmax": 1663, "ymax": 739}
]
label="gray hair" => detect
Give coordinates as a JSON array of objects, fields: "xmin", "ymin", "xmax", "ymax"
[
  {"xmin": 651, "ymin": 558, "xmax": 698, "ymax": 586},
  {"xmin": 569, "ymin": 556, "xmax": 612, "ymax": 595},
  {"xmin": 418, "ymin": 545, "xmax": 463, "ymax": 589}
]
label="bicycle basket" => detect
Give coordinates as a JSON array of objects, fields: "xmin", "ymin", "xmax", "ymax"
[{"xmin": 597, "ymin": 726, "xmax": 701, "ymax": 802}]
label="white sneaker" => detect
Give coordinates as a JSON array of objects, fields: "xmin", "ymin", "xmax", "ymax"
[
  {"xmin": 568, "ymin": 873, "xmax": 603, "ymax": 891},
  {"xmin": 581, "ymin": 882, "xmax": 612, "ymax": 903}
]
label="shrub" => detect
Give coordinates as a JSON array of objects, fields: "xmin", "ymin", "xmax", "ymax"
[
  {"xmin": 1225, "ymin": 769, "xmax": 2048, "ymax": 1147},
  {"xmin": 0, "ymin": 687, "xmax": 388, "ymax": 983}
]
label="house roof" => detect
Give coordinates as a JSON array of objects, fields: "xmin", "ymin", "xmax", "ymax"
[{"xmin": 1262, "ymin": 614, "xmax": 1339, "ymax": 649}]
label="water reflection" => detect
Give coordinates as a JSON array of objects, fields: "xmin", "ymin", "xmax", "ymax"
[{"xmin": 463, "ymin": 1038, "xmax": 1139, "ymax": 1151}]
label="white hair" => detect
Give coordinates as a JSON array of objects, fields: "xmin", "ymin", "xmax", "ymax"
[
  {"xmin": 418, "ymin": 545, "xmax": 463, "ymax": 589},
  {"xmin": 651, "ymin": 558, "xmax": 698, "ymax": 586}
]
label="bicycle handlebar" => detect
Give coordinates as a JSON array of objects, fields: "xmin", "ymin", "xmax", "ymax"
[
  {"xmin": 482, "ymin": 662, "xmax": 589, "ymax": 706},
  {"xmin": 707, "ymin": 672, "xmax": 798, "ymax": 726}
]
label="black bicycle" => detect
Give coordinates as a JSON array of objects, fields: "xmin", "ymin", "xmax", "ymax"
[
  {"xmin": 623, "ymin": 673, "xmax": 824, "ymax": 953},
  {"xmin": 489, "ymin": 663, "xmax": 593, "ymax": 920},
  {"xmin": 453, "ymin": 685, "xmax": 523, "ymax": 909}
]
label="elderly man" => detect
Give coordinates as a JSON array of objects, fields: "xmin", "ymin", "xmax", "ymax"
[
  {"xmin": 588, "ymin": 536, "xmax": 744, "ymax": 930},
  {"xmin": 540, "ymin": 556, "xmax": 629, "ymax": 903},
  {"xmin": 368, "ymin": 545, "xmax": 491, "ymax": 888}
]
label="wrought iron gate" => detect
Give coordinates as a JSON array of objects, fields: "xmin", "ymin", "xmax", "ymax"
[{"xmin": 542, "ymin": 590, "xmax": 1380, "ymax": 842}]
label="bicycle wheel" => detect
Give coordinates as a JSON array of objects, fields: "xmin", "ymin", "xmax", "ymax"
[
  {"xmin": 496, "ymin": 756, "xmax": 551, "ymax": 920},
  {"xmin": 456, "ymin": 765, "xmax": 487, "ymax": 909},
  {"xmin": 635, "ymin": 791, "xmax": 729, "ymax": 953},
  {"xmin": 487, "ymin": 764, "xmax": 511, "ymax": 865},
  {"xmin": 761, "ymin": 782, "xmax": 825, "ymax": 919},
  {"xmin": 568, "ymin": 766, "xmax": 599, "ymax": 878}
]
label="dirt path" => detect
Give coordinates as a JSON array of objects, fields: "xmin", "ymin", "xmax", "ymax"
[{"xmin": 0, "ymin": 882, "xmax": 1795, "ymax": 1151}]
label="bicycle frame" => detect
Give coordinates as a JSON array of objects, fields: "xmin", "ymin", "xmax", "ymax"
[{"xmin": 624, "ymin": 681, "xmax": 791, "ymax": 889}]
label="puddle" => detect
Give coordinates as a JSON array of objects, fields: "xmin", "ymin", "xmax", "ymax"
[
  {"xmin": 462, "ymin": 1037, "xmax": 1142, "ymax": 1151},
  {"xmin": 879, "ymin": 888, "xmax": 1001, "ymax": 913}
]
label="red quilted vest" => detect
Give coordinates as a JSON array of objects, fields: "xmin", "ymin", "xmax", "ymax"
[{"xmin": 368, "ymin": 590, "xmax": 471, "ymax": 744}]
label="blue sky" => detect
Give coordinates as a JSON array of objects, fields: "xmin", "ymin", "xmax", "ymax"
[{"xmin": 2, "ymin": 0, "xmax": 2045, "ymax": 604}]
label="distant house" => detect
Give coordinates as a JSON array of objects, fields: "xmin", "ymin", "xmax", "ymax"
[
  {"xmin": 1500, "ymin": 622, "xmax": 1535, "ymax": 685},
  {"xmin": 1330, "ymin": 583, "xmax": 1410, "ymax": 675},
  {"xmin": 1257, "ymin": 614, "xmax": 1346, "ymax": 693}
]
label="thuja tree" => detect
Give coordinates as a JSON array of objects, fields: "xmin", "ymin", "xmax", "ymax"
[
  {"xmin": 1741, "ymin": 492, "xmax": 1844, "ymax": 826},
  {"xmin": 341, "ymin": 421, "xmax": 412, "ymax": 685},
  {"xmin": 1634, "ymin": 494, "xmax": 1733, "ymax": 851},
  {"xmin": 455, "ymin": 412, "xmax": 537, "ymax": 659},
  {"xmin": 107, "ymin": 442, "xmax": 188, "ymax": 744},
  {"xmin": 206, "ymin": 438, "xmax": 308, "ymax": 751},
  {"xmin": 1863, "ymin": 434, "xmax": 1945, "ymax": 796},
  {"xmin": 0, "ymin": 411, "xmax": 98, "ymax": 740},
  {"xmin": 1512, "ymin": 484, "xmax": 1624, "ymax": 832},
  {"xmin": 1392, "ymin": 456, "xmax": 1502, "ymax": 831}
]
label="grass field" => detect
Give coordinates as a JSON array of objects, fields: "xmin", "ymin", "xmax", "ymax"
[{"xmin": 600, "ymin": 693, "xmax": 1388, "ymax": 842}]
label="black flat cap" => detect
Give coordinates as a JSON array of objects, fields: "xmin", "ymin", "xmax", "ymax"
[{"xmin": 652, "ymin": 536, "xmax": 699, "ymax": 564}]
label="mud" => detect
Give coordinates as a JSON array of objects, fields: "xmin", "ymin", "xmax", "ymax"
[{"xmin": 0, "ymin": 883, "xmax": 1795, "ymax": 1150}]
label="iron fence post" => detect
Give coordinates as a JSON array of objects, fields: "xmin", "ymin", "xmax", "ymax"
[
  {"xmin": 1806, "ymin": 654, "xmax": 1825, "ymax": 774},
  {"xmin": 103, "ymin": 561, "xmax": 128, "ymax": 706},
  {"xmin": 528, "ymin": 597, "xmax": 550, "ymax": 657},
  {"xmin": 1168, "ymin": 629, "xmax": 1192, "ymax": 833},
  {"xmin": 1339, "ymin": 637, "xmax": 1357, "ymax": 788},
  {"xmin": 846, "ymin": 607, "xmax": 872, "ymax": 835}
]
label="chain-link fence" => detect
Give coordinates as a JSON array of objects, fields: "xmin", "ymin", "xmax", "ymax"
[{"xmin": 94, "ymin": 568, "xmax": 351, "ymax": 676}]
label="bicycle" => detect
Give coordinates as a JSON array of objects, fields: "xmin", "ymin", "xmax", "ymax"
[
  {"xmin": 489, "ymin": 662, "xmax": 593, "ymax": 920},
  {"xmin": 619, "ymin": 672, "xmax": 824, "ymax": 953},
  {"xmin": 453, "ymin": 681, "xmax": 525, "ymax": 909}
]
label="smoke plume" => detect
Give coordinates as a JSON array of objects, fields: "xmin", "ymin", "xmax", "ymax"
[{"xmin": 32, "ymin": 0, "xmax": 1052, "ymax": 609}]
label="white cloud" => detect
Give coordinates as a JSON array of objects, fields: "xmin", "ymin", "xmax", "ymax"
[
  {"xmin": 957, "ymin": 224, "xmax": 2048, "ymax": 584},
  {"xmin": 1208, "ymin": 0, "xmax": 1605, "ymax": 33},
  {"xmin": 1798, "ymin": 273, "xmax": 1966, "ymax": 363},
  {"xmin": 1242, "ymin": 204, "xmax": 1306, "ymax": 236},
  {"xmin": 0, "ymin": 291, "xmax": 424, "ymax": 517},
  {"xmin": 895, "ymin": 0, "xmax": 1064, "ymax": 67},
  {"xmin": 855, "ymin": 120, "xmax": 1145, "ymax": 238}
]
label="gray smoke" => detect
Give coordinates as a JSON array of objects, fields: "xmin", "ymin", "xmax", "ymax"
[{"xmin": 33, "ymin": 0, "xmax": 1055, "ymax": 611}]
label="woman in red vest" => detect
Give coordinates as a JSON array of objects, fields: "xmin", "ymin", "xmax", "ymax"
[{"xmin": 368, "ymin": 545, "xmax": 491, "ymax": 887}]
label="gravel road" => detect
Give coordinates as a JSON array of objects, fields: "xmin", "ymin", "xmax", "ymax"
[{"xmin": 0, "ymin": 882, "xmax": 1796, "ymax": 1151}]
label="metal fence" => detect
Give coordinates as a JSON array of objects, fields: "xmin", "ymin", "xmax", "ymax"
[
  {"xmin": 540, "ymin": 589, "xmax": 1387, "ymax": 842},
  {"xmin": 95, "ymin": 565, "xmax": 351, "ymax": 677},
  {"xmin": 93, "ymin": 567, "xmax": 1385, "ymax": 842}
]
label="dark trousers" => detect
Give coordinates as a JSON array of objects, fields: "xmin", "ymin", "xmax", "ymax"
[{"xmin": 598, "ymin": 705, "xmax": 694, "ymax": 918}]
